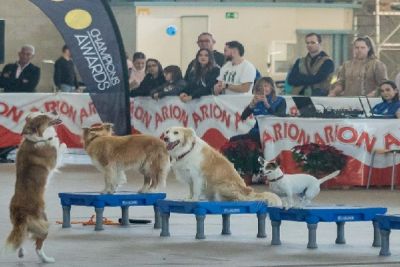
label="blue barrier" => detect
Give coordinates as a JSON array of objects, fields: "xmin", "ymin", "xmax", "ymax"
[
  {"xmin": 376, "ymin": 214, "xmax": 400, "ymax": 256},
  {"xmin": 268, "ymin": 206, "xmax": 387, "ymax": 249},
  {"xmin": 59, "ymin": 192, "xmax": 166, "ymax": 231},
  {"xmin": 157, "ymin": 200, "xmax": 268, "ymax": 239}
]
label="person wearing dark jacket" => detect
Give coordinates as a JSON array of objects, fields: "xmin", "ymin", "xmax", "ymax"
[
  {"xmin": 151, "ymin": 65, "xmax": 186, "ymax": 100},
  {"xmin": 0, "ymin": 45, "xmax": 40, "ymax": 93},
  {"xmin": 130, "ymin": 59, "xmax": 165, "ymax": 97},
  {"xmin": 371, "ymin": 80, "xmax": 400, "ymax": 118},
  {"xmin": 233, "ymin": 77, "xmax": 286, "ymax": 145},
  {"xmin": 54, "ymin": 45, "xmax": 78, "ymax": 92},
  {"xmin": 287, "ymin": 33, "xmax": 334, "ymax": 96},
  {"xmin": 180, "ymin": 48, "xmax": 220, "ymax": 102},
  {"xmin": 184, "ymin": 32, "xmax": 224, "ymax": 80}
]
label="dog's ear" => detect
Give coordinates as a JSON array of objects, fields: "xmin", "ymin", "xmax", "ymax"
[
  {"xmin": 82, "ymin": 127, "xmax": 90, "ymax": 137},
  {"xmin": 102, "ymin": 123, "xmax": 114, "ymax": 134},
  {"xmin": 21, "ymin": 124, "xmax": 35, "ymax": 135},
  {"xmin": 183, "ymin": 127, "xmax": 195, "ymax": 146}
]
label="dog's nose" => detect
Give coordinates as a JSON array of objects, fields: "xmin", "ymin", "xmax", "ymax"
[{"xmin": 163, "ymin": 137, "xmax": 169, "ymax": 142}]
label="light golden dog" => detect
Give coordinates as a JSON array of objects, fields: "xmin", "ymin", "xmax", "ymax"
[
  {"xmin": 163, "ymin": 126, "xmax": 282, "ymax": 205},
  {"xmin": 6, "ymin": 111, "xmax": 66, "ymax": 263},
  {"xmin": 82, "ymin": 123, "xmax": 170, "ymax": 194}
]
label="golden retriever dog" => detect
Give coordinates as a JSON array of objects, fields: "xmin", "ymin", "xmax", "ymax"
[
  {"xmin": 163, "ymin": 126, "xmax": 282, "ymax": 206},
  {"xmin": 5, "ymin": 111, "xmax": 66, "ymax": 263},
  {"xmin": 82, "ymin": 123, "xmax": 170, "ymax": 194}
]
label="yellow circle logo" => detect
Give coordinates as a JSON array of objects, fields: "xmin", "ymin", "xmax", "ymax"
[{"xmin": 65, "ymin": 9, "xmax": 92, "ymax": 30}]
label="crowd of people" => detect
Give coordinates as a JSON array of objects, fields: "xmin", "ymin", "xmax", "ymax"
[
  {"xmin": 1, "ymin": 32, "xmax": 400, "ymax": 175},
  {"xmin": 1, "ymin": 32, "xmax": 399, "ymax": 118}
]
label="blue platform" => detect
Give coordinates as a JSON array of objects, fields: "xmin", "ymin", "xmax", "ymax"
[
  {"xmin": 58, "ymin": 192, "xmax": 166, "ymax": 231},
  {"xmin": 157, "ymin": 200, "xmax": 268, "ymax": 239},
  {"xmin": 268, "ymin": 206, "xmax": 387, "ymax": 249},
  {"xmin": 376, "ymin": 214, "xmax": 400, "ymax": 256}
]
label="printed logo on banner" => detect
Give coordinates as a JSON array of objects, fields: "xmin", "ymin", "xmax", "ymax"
[{"xmin": 74, "ymin": 29, "xmax": 120, "ymax": 91}]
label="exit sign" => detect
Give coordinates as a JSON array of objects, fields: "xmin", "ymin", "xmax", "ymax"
[{"xmin": 225, "ymin": 12, "xmax": 239, "ymax": 19}]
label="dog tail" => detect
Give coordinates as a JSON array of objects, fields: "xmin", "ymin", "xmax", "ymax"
[
  {"xmin": 318, "ymin": 170, "xmax": 340, "ymax": 184},
  {"xmin": 5, "ymin": 222, "xmax": 28, "ymax": 251},
  {"xmin": 246, "ymin": 191, "xmax": 283, "ymax": 207},
  {"xmin": 218, "ymin": 183, "xmax": 282, "ymax": 207}
]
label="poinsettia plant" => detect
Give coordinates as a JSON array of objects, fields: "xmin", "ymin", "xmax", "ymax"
[
  {"xmin": 220, "ymin": 139, "xmax": 263, "ymax": 176},
  {"xmin": 292, "ymin": 143, "xmax": 347, "ymax": 176}
]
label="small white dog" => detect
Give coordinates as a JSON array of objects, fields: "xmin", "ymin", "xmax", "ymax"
[{"xmin": 259, "ymin": 157, "xmax": 340, "ymax": 208}]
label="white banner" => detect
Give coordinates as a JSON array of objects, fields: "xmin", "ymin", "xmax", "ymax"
[
  {"xmin": 0, "ymin": 93, "xmax": 383, "ymax": 149},
  {"xmin": 257, "ymin": 117, "xmax": 400, "ymax": 168}
]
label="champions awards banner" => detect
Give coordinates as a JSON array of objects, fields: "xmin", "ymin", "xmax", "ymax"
[
  {"xmin": 30, "ymin": 0, "xmax": 131, "ymax": 135},
  {"xmin": 257, "ymin": 117, "xmax": 400, "ymax": 186}
]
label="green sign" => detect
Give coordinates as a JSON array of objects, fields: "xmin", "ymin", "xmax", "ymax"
[{"xmin": 225, "ymin": 12, "xmax": 238, "ymax": 19}]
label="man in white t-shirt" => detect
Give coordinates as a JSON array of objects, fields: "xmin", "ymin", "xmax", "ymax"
[{"xmin": 214, "ymin": 41, "xmax": 256, "ymax": 95}]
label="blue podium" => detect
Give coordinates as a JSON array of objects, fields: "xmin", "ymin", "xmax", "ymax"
[
  {"xmin": 157, "ymin": 200, "xmax": 268, "ymax": 239},
  {"xmin": 59, "ymin": 192, "xmax": 166, "ymax": 231},
  {"xmin": 268, "ymin": 206, "xmax": 387, "ymax": 249},
  {"xmin": 376, "ymin": 214, "xmax": 400, "ymax": 256}
]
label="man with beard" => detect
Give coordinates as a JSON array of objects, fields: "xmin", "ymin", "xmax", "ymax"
[{"xmin": 214, "ymin": 41, "xmax": 256, "ymax": 95}]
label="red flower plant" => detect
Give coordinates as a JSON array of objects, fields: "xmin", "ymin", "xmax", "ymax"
[
  {"xmin": 292, "ymin": 143, "xmax": 347, "ymax": 176},
  {"xmin": 220, "ymin": 138, "xmax": 263, "ymax": 175}
]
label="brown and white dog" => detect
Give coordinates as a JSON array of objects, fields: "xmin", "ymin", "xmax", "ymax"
[
  {"xmin": 5, "ymin": 111, "xmax": 66, "ymax": 263},
  {"xmin": 82, "ymin": 123, "xmax": 170, "ymax": 194},
  {"xmin": 163, "ymin": 126, "xmax": 282, "ymax": 205}
]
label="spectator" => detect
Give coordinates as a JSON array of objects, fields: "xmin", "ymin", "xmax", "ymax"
[
  {"xmin": 151, "ymin": 65, "xmax": 186, "ymax": 100},
  {"xmin": 221, "ymin": 77, "xmax": 286, "ymax": 181},
  {"xmin": 223, "ymin": 42, "xmax": 261, "ymax": 87},
  {"xmin": 238, "ymin": 77, "xmax": 287, "ymax": 144},
  {"xmin": 53, "ymin": 45, "xmax": 78, "ymax": 92},
  {"xmin": 287, "ymin": 33, "xmax": 334, "ymax": 96},
  {"xmin": 329, "ymin": 36, "xmax": 387, "ymax": 97},
  {"xmin": 184, "ymin": 32, "xmax": 224, "ymax": 80},
  {"xmin": 371, "ymin": 80, "xmax": 400, "ymax": 118},
  {"xmin": 180, "ymin": 48, "xmax": 220, "ymax": 102},
  {"xmin": 0, "ymin": 44, "xmax": 40, "ymax": 92},
  {"xmin": 130, "ymin": 58, "xmax": 165, "ymax": 97},
  {"xmin": 214, "ymin": 41, "xmax": 256, "ymax": 95},
  {"xmin": 129, "ymin": 52, "xmax": 146, "ymax": 90}
]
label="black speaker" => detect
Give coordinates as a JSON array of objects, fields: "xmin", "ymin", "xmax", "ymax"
[{"xmin": 0, "ymin": 20, "xmax": 4, "ymax": 64}]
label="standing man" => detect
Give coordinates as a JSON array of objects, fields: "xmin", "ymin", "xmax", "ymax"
[
  {"xmin": 214, "ymin": 41, "xmax": 256, "ymax": 95},
  {"xmin": 184, "ymin": 32, "xmax": 225, "ymax": 80},
  {"xmin": 54, "ymin": 45, "xmax": 79, "ymax": 92},
  {"xmin": 0, "ymin": 44, "xmax": 40, "ymax": 92},
  {"xmin": 288, "ymin": 33, "xmax": 334, "ymax": 96}
]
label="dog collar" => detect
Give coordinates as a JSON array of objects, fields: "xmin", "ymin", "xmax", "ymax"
[
  {"xmin": 176, "ymin": 142, "xmax": 196, "ymax": 161},
  {"xmin": 268, "ymin": 175, "xmax": 284, "ymax": 183},
  {"xmin": 25, "ymin": 136, "xmax": 54, "ymax": 144}
]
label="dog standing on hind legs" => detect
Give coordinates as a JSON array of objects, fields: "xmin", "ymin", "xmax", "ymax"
[{"xmin": 5, "ymin": 111, "xmax": 66, "ymax": 263}]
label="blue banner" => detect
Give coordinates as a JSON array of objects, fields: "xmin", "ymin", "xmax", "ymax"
[{"xmin": 30, "ymin": 0, "xmax": 131, "ymax": 135}]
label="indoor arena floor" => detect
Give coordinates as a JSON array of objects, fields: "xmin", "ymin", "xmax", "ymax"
[{"xmin": 0, "ymin": 158, "xmax": 399, "ymax": 267}]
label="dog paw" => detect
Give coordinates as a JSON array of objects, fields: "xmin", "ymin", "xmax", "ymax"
[
  {"xmin": 138, "ymin": 187, "xmax": 149, "ymax": 193},
  {"xmin": 59, "ymin": 143, "xmax": 67, "ymax": 151},
  {"xmin": 36, "ymin": 249, "xmax": 55, "ymax": 263}
]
